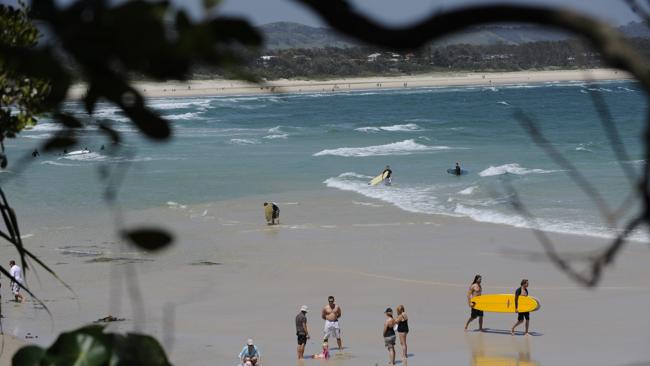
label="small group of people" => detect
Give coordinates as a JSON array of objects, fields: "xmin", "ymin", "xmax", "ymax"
[
  {"xmin": 382, "ymin": 305, "xmax": 409, "ymax": 365},
  {"xmin": 464, "ymin": 275, "xmax": 532, "ymax": 335},
  {"xmin": 293, "ymin": 296, "xmax": 343, "ymax": 361}
]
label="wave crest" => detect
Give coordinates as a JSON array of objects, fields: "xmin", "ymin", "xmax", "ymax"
[
  {"xmin": 479, "ymin": 163, "xmax": 560, "ymax": 177},
  {"xmin": 313, "ymin": 139, "xmax": 450, "ymax": 157}
]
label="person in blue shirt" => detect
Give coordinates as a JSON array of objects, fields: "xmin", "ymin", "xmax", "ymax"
[{"xmin": 239, "ymin": 339, "xmax": 261, "ymax": 366}]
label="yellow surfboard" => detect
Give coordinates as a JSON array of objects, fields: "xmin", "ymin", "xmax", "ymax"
[
  {"xmin": 368, "ymin": 171, "xmax": 389, "ymax": 186},
  {"xmin": 264, "ymin": 204, "xmax": 273, "ymax": 223},
  {"xmin": 471, "ymin": 294, "xmax": 540, "ymax": 313}
]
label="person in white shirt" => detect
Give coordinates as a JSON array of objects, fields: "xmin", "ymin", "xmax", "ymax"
[{"xmin": 9, "ymin": 260, "xmax": 24, "ymax": 303}]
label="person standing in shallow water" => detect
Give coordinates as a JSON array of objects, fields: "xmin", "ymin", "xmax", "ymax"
[
  {"xmin": 512, "ymin": 279, "xmax": 531, "ymax": 335},
  {"xmin": 382, "ymin": 165, "xmax": 392, "ymax": 185},
  {"xmin": 395, "ymin": 304, "xmax": 409, "ymax": 359},
  {"xmin": 383, "ymin": 307, "xmax": 397, "ymax": 366},
  {"xmin": 464, "ymin": 274, "xmax": 484, "ymax": 331},
  {"xmin": 455, "ymin": 162, "xmax": 461, "ymax": 175}
]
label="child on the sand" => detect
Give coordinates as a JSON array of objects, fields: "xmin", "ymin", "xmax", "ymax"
[{"xmin": 312, "ymin": 341, "xmax": 330, "ymax": 359}]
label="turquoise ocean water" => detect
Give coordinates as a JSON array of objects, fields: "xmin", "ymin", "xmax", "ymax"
[{"xmin": 4, "ymin": 80, "xmax": 647, "ymax": 240}]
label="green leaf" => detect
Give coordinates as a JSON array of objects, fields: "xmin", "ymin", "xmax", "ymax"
[
  {"xmin": 46, "ymin": 326, "xmax": 110, "ymax": 366},
  {"xmin": 12, "ymin": 345, "xmax": 46, "ymax": 365},
  {"xmin": 122, "ymin": 228, "xmax": 173, "ymax": 251},
  {"xmin": 112, "ymin": 333, "xmax": 173, "ymax": 366}
]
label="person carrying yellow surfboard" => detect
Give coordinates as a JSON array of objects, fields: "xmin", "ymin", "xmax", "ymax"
[
  {"xmin": 382, "ymin": 165, "xmax": 392, "ymax": 186},
  {"xmin": 263, "ymin": 202, "xmax": 280, "ymax": 225},
  {"xmin": 464, "ymin": 274, "xmax": 484, "ymax": 331},
  {"xmin": 511, "ymin": 279, "xmax": 531, "ymax": 335}
]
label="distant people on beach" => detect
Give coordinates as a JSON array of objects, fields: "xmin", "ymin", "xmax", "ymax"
[
  {"xmin": 455, "ymin": 162, "xmax": 462, "ymax": 176},
  {"xmin": 511, "ymin": 279, "xmax": 530, "ymax": 335},
  {"xmin": 322, "ymin": 295, "xmax": 342, "ymax": 350},
  {"xmin": 239, "ymin": 339, "xmax": 260, "ymax": 366},
  {"xmin": 383, "ymin": 307, "xmax": 397, "ymax": 366},
  {"xmin": 9, "ymin": 260, "xmax": 24, "ymax": 303},
  {"xmin": 395, "ymin": 304, "xmax": 409, "ymax": 359},
  {"xmin": 383, "ymin": 165, "xmax": 392, "ymax": 186},
  {"xmin": 31, "ymin": 149, "xmax": 39, "ymax": 158},
  {"xmin": 465, "ymin": 274, "xmax": 484, "ymax": 331},
  {"xmin": 296, "ymin": 305, "xmax": 310, "ymax": 359},
  {"xmin": 263, "ymin": 202, "xmax": 280, "ymax": 225}
]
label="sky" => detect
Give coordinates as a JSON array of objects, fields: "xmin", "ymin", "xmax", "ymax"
[{"xmin": 0, "ymin": 0, "xmax": 643, "ymax": 27}]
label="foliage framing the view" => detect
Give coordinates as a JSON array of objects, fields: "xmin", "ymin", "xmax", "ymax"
[
  {"xmin": 0, "ymin": 0, "xmax": 649, "ymax": 365},
  {"xmin": 0, "ymin": 2, "xmax": 50, "ymax": 154}
]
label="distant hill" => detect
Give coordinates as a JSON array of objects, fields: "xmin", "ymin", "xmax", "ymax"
[
  {"xmin": 259, "ymin": 22, "xmax": 357, "ymax": 49},
  {"xmin": 259, "ymin": 21, "xmax": 650, "ymax": 50}
]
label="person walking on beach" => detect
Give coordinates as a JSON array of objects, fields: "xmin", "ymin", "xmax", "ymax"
[
  {"xmin": 464, "ymin": 274, "xmax": 483, "ymax": 331},
  {"xmin": 322, "ymin": 295, "xmax": 342, "ymax": 350},
  {"xmin": 239, "ymin": 339, "xmax": 261, "ymax": 366},
  {"xmin": 383, "ymin": 307, "xmax": 397, "ymax": 366},
  {"xmin": 511, "ymin": 279, "xmax": 530, "ymax": 335},
  {"xmin": 395, "ymin": 304, "xmax": 409, "ymax": 359},
  {"xmin": 296, "ymin": 305, "xmax": 310, "ymax": 359},
  {"xmin": 9, "ymin": 260, "xmax": 24, "ymax": 303},
  {"xmin": 382, "ymin": 165, "xmax": 393, "ymax": 186}
]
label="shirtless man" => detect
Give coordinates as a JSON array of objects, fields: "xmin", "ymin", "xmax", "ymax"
[
  {"xmin": 322, "ymin": 295, "xmax": 342, "ymax": 350},
  {"xmin": 464, "ymin": 274, "xmax": 484, "ymax": 331}
]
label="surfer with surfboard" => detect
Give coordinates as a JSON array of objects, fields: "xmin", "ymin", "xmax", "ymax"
[
  {"xmin": 464, "ymin": 274, "xmax": 484, "ymax": 331},
  {"xmin": 511, "ymin": 279, "xmax": 531, "ymax": 335},
  {"xmin": 382, "ymin": 165, "xmax": 392, "ymax": 185}
]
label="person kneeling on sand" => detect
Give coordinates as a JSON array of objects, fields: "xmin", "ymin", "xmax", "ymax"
[{"xmin": 239, "ymin": 339, "xmax": 261, "ymax": 366}]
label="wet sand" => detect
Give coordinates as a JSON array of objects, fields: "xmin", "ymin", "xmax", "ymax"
[
  {"xmin": 66, "ymin": 69, "xmax": 632, "ymax": 99},
  {"xmin": 1, "ymin": 189, "xmax": 649, "ymax": 365}
]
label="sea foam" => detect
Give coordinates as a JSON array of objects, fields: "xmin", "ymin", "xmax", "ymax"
[
  {"xmin": 479, "ymin": 163, "xmax": 560, "ymax": 177},
  {"xmin": 313, "ymin": 139, "xmax": 450, "ymax": 157},
  {"xmin": 355, "ymin": 123, "xmax": 422, "ymax": 133}
]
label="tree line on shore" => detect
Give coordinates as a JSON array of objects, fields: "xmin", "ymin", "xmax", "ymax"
[{"xmin": 189, "ymin": 37, "xmax": 650, "ymax": 80}]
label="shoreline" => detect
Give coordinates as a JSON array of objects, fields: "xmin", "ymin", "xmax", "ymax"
[
  {"xmin": 2, "ymin": 189, "xmax": 650, "ymax": 365},
  {"xmin": 66, "ymin": 68, "xmax": 633, "ymax": 99}
]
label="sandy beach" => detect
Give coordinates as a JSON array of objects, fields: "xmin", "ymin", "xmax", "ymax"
[
  {"xmin": 2, "ymin": 189, "xmax": 649, "ymax": 365},
  {"xmin": 66, "ymin": 68, "xmax": 633, "ymax": 99}
]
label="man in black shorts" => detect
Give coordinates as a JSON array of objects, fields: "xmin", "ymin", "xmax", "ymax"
[
  {"xmin": 296, "ymin": 305, "xmax": 310, "ymax": 359},
  {"xmin": 511, "ymin": 279, "xmax": 530, "ymax": 335},
  {"xmin": 464, "ymin": 274, "xmax": 484, "ymax": 331}
]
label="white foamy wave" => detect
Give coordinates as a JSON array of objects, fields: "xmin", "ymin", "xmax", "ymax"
[
  {"xmin": 164, "ymin": 112, "xmax": 202, "ymax": 120},
  {"xmin": 263, "ymin": 134, "xmax": 288, "ymax": 140},
  {"xmin": 339, "ymin": 172, "xmax": 372, "ymax": 179},
  {"xmin": 355, "ymin": 123, "xmax": 422, "ymax": 133},
  {"xmin": 148, "ymin": 98, "xmax": 211, "ymax": 111},
  {"xmin": 496, "ymin": 101, "xmax": 510, "ymax": 106},
  {"xmin": 479, "ymin": 163, "xmax": 560, "ymax": 177},
  {"xmin": 28, "ymin": 122, "xmax": 63, "ymax": 132},
  {"xmin": 575, "ymin": 143, "xmax": 594, "ymax": 152},
  {"xmin": 61, "ymin": 151, "xmax": 105, "ymax": 161},
  {"xmin": 454, "ymin": 204, "xmax": 650, "ymax": 242},
  {"xmin": 229, "ymin": 138, "xmax": 260, "ymax": 145},
  {"xmin": 324, "ymin": 173, "xmax": 447, "ymax": 214},
  {"xmin": 41, "ymin": 160, "xmax": 80, "ymax": 167},
  {"xmin": 314, "ymin": 139, "xmax": 450, "ymax": 157},
  {"xmin": 458, "ymin": 186, "xmax": 478, "ymax": 195}
]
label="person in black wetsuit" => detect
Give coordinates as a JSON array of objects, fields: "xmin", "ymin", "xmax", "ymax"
[
  {"xmin": 395, "ymin": 304, "xmax": 409, "ymax": 360},
  {"xmin": 383, "ymin": 307, "xmax": 397, "ymax": 365},
  {"xmin": 382, "ymin": 165, "xmax": 393, "ymax": 186},
  {"xmin": 32, "ymin": 149, "xmax": 40, "ymax": 158},
  {"xmin": 271, "ymin": 202, "xmax": 280, "ymax": 224},
  {"xmin": 455, "ymin": 162, "xmax": 462, "ymax": 176},
  {"xmin": 511, "ymin": 279, "xmax": 530, "ymax": 335}
]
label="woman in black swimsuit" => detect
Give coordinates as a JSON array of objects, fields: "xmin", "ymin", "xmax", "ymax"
[{"xmin": 395, "ymin": 304, "xmax": 409, "ymax": 359}]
